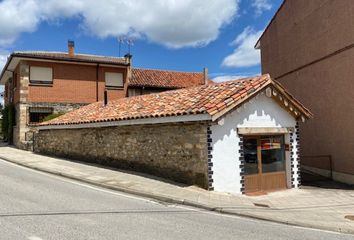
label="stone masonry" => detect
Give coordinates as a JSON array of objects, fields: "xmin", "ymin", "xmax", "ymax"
[
  {"xmin": 14, "ymin": 102, "xmax": 86, "ymax": 150},
  {"xmin": 12, "ymin": 63, "xmax": 88, "ymax": 150},
  {"xmin": 34, "ymin": 122, "xmax": 210, "ymax": 188}
]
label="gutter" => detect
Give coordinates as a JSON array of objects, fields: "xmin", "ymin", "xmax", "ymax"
[
  {"xmin": 10, "ymin": 53, "xmax": 129, "ymax": 66},
  {"xmin": 0, "ymin": 54, "xmax": 12, "ymax": 84},
  {"xmin": 38, "ymin": 114, "xmax": 212, "ymax": 130},
  {"xmin": 0, "ymin": 53, "xmax": 130, "ymax": 84}
]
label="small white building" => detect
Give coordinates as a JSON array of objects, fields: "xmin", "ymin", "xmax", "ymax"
[{"xmin": 36, "ymin": 74, "xmax": 312, "ymax": 194}]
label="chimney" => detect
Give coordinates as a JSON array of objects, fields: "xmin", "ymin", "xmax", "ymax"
[
  {"xmin": 104, "ymin": 90, "xmax": 108, "ymax": 106},
  {"xmin": 203, "ymin": 67, "xmax": 208, "ymax": 85},
  {"xmin": 68, "ymin": 40, "xmax": 75, "ymax": 57},
  {"xmin": 124, "ymin": 53, "xmax": 133, "ymax": 65}
]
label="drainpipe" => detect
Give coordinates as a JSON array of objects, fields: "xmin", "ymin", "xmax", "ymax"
[
  {"xmin": 104, "ymin": 90, "xmax": 108, "ymax": 106},
  {"xmin": 96, "ymin": 64, "xmax": 99, "ymax": 101}
]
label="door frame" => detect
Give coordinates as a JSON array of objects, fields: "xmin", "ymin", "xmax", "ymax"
[{"xmin": 243, "ymin": 134, "xmax": 287, "ymax": 193}]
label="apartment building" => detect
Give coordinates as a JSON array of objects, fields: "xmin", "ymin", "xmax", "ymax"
[{"xmin": 256, "ymin": 0, "xmax": 354, "ymax": 184}]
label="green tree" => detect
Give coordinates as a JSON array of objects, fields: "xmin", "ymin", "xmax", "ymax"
[{"xmin": 1, "ymin": 104, "xmax": 16, "ymax": 143}]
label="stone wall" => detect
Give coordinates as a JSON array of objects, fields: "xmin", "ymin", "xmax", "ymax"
[
  {"xmin": 13, "ymin": 102, "xmax": 86, "ymax": 150},
  {"xmin": 34, "ymin": 122, "xmax": 210, "ymax": 188}
]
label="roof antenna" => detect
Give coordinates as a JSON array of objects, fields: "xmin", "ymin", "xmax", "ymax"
[
  {"xmin": 118, "ymin": 36, "xmax": 126, "ymax": 57},
  {"xmin": 127, "ymin": 37, "xmax": 134, "ymax": 55}
]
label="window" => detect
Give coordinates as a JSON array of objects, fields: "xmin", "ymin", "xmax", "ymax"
[
  {"xmin": 105, "ymin": 72, "xmax": 123, "ymax": 88},
  {"xmin": 30, "ymin": 66, "xmax": 53, "ymax": 84},
  {"xmin": 261, "ymin": 136, "xmax": 285, "ymax": 173},
  {"xmin": 244, "ymin": 138, "xmax": 259, "ymax": 175},
  {"xmin": 128, "ymin": 88, "xmax": 142, "ymax": 97},
  {"xmin": 29, "ymin": 107, "xmax": 53, "ymax": 123}
]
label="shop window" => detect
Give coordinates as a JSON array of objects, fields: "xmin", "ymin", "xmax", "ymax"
[
  {"xmin": 30, "ymin": 66, "xmax": 53, "ymax": 84},
  {"xmin": 105, "ymin": 72, "xmax": 123, "ymax": 88},
  {"xmin": 29, "ymin": 107, "xmax": 53, "ymax": 123},
  {"xmin": 261, "ymin": 136, "xmax": 285, "ymax": 173}
]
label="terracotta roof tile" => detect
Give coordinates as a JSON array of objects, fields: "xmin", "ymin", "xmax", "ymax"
[
  {"xmin": 13, "ymin": 51, "xmax": 128, "ymax": 65},
  {"xmin": 41, "ymin": 74, "xmax": 312, "ymax": 126},
  {"xmin": 129, "ymin": 68, "xmax": 206, "ymax": 88}
]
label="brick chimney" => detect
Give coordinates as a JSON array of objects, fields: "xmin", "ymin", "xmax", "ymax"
[
  {"xmin": 203, "ymin": 67, "xmax": 208, "ymax": 85},
  {"xmin": 68, "ymin": 40, "xmax": 75, "ymax": 57}
]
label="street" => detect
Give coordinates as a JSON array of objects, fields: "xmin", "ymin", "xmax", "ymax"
[{"xmin": 0, "ymin": 159, "xmax": 353, "ymax": 240}]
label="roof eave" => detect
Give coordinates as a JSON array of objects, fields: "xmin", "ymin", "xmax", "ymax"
[
  {"xmin": 38, "ymin": 113, "xmax": 212, "ymax": 130},
  {"xmin": 210, "ymin": 77, "xmax": 313, "ymax": 122},
  {"xmin": 12, "ymin": 53, "xmax": 130, "ymax": 66},
  {"xmin": 0, "ymin": 53, "xmax": 13, "ymax": 85},
  {"xmin": 254, "ymin": 41, "xmax": 261, "ymax": 50},
  {"xmin": 270, "ymin": 80, "xmax": 314, "ymax": 119}
]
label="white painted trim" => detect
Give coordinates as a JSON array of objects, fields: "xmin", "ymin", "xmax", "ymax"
[
  {"xmin": 237, "ymin": 127, "xmax": 294, "ymax": 135},
  {"xmin": 302, "ymin": 165, "xmax": 354, "ymax": 185},
  {"xmin": 38, "ymin": 114, "xmax": 212, "ymax": 130}
]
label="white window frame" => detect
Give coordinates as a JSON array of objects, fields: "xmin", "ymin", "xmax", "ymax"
[
  {"xmin": 105, "ymin": 72, "xmax": 124, "ymax": 88},
  {"xmin": 30, "ymin": 66, "xmax": 53, "ymax": 84}
]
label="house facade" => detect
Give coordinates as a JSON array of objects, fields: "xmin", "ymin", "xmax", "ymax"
[
  {"xmin": 256, "ymin": 0, "xmax": 354, "ymax": 184},
  {"xmin": 0, "ymin": 41, "xmax": 207, "ymax": 150},
  {"xmin": 35, "ymin": 75, "xmax": 312, "ymax": 194}
]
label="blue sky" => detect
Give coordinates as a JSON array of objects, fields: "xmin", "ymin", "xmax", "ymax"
[{"xmin": 0, "ymin": 0, "xmax": 282, "ymax": 84}]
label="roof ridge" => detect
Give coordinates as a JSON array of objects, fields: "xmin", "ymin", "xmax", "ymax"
[
  {"xmin": 83, "ymin": 74, "xmax": 271, "ymax": 106},
  {"xmin": 15, "ymin": 51, "xmax": 66, "ymax": 54},
  {"xmin": 39, "ymin": 73, "xmax": 312, "ymax": 127},
  {"xmin": 14, "ymin": 51, "xmax": 125, "ymax": 59},
  {"xmin": 132, "ymin": 67, "xmax": 203, "ymax": 74}
]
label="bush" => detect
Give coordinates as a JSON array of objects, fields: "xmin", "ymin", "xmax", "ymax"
[
  {"xmin": 1, "ymin": 104, "xmax": 16, "ymax": 143},
  {"xmin": 42, "ymin": 112, "xmax": 65, "ymax": 122}
]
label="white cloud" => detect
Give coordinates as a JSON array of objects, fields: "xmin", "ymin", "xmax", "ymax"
[
  {"xmin": 222, "ymin": 26, "xmax": 262, "ymax": 68},
  {"xmin": 0, "ymin": 53, "xmax": 9, "ymax": 72},
  {"xmin": 0, "ymin": 0, "xmax": 239, "ymax": 49},
  {"xmin": 252, "ymin": 0, "xmax": 272, "ymax": 16},
  {"xmin": 0, "ymin": 52, "xmax": 7, "ymax": 103},
  {"xmin": 212, "ymin": 74, "xmax": 247, "ymax": 83}
]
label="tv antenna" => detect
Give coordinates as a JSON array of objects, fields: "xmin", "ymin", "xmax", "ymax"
[
  {"xmin": 118, "ymin": 36, "xmax": 126, "ymax": 57},
  {"xmin": 127, "ymin": 37, "xmax": 134, "ymax": 55}
]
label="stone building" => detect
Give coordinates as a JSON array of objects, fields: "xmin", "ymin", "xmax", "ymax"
[
  {"xmin": 0, "ymin": 41, "xmax": 207, "ymax": 149},
  {"xmin": 255, "ymin": 0, "xmax": 354, "ymax": 184},
  {"xmin": 36, "ymin": 75, "xmax": 312, "ymax": 194}
]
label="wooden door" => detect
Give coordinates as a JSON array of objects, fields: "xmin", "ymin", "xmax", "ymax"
[{"xmin": 244, "ymin": 135, "xmax": 287, "ymax": 193}]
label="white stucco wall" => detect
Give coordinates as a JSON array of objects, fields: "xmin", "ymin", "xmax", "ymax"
[{"xmin": 210, "ymin": 92, "xmax": 298, "ymax": 194}]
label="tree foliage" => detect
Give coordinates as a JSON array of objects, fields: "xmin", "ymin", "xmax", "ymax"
[{"xmin": 1, "ymin": 104, "xmax": 16, "ymax": 143}]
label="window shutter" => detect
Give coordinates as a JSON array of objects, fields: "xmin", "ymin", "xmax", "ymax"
[
  {"xmin": 105, "ymin": 72, "xmax": 123, "ymax": 87},
  {"xmin": 30, "ymin": 67, "xmax": 53, "ymax": 83}
]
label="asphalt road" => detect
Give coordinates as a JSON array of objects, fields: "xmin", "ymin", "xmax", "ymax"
[{"xmin": 0, "ymin": 160, "xmax": 353, "ymax": 240}]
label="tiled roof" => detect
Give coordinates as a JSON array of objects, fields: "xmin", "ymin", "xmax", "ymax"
[
  {"xmin": 12, "ymin": 51, "xmax": 128, "ymax": 65},
  {"xmin": 40, "ymin": 74, "xmax": 312, "ymax": 126},
  {"xmin": 129, "ymin": 68, "xmax": 206, "ymax": 88}
]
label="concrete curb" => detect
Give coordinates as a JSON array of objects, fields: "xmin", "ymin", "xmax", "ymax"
[{"xmin": 1, "ymin": 156, "xmax": 353, "ymax": 235}]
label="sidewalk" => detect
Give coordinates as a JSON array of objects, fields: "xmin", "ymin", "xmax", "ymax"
[{"xmin": 0, "ymin": 145, "xmax": 354, "ymax": 234}]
